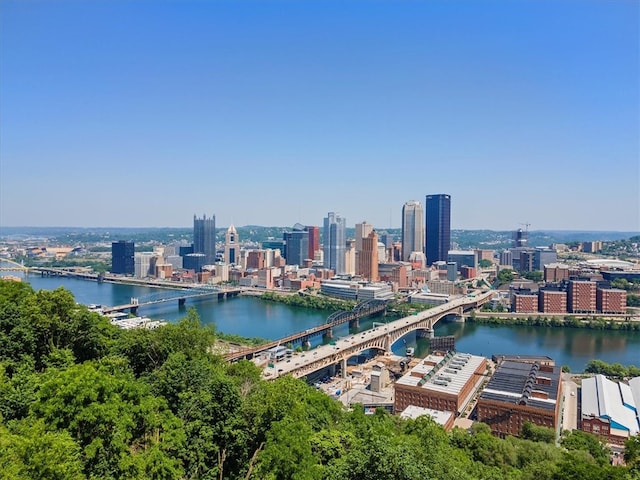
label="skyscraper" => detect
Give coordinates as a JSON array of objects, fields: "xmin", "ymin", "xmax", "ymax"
[
  {"xmin": 111, "ymin": 240, "xmax": 134, "ymax": 275},
  {"xmin": 359, "ymin": 230, "xmax": 379, "ymax": 282},
  {"xmin": 355, "ymin": 221, "xmax": 373, "ymax": 276},
  {"xmin": 305, "ymin": 225, "xmax": 320, "ymax": 261},
  {"xmin": 401, "ymin": 201, "xmax": 424, "ymax": 262},
  {"xmin": 193, "ymin": 214, "xmax": 216, "ymax": 265},
  {"xmin": 224, "ymin": 225, "xmax": 239, "ymax": 264},
  {"xmin": 425, "ymin": 194, "xmax": 451, "ymax": 265},
  {"xmin": 283, "ymin": 224, "xmax": 309, "ymax": 266},
  {"xmin": 323, "ymin": 212, "xmax": 346, "ymax": 275}
]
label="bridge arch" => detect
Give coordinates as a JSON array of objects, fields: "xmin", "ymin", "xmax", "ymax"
[{"xmin": 0, "ymin": 259, "xmax": 29, "ymax": 271}]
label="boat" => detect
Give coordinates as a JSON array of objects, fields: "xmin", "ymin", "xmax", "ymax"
[{"xmin": 405, "ymin": 347, "xmax": 414, "ymax": 357}]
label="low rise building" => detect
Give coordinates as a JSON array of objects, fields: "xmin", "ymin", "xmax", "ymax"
[
  {"xmin": 394, "ymin": 351, "xmax": 487, "ymax": 415},
  {"xmin": 476, "ymin": 360, "xmax": 562, "ymax": 438},
  {"xmin": 581, "ymin": 375, "xmax": 640, "ymax": 446}
]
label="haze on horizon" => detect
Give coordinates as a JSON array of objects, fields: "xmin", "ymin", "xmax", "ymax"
[{"xmin": 0, "ymin": 1, "xmax": 638, "ymax": 232}]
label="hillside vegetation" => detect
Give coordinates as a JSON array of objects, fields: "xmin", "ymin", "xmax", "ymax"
[{"xmin": 1, "ymin": 280, "xmax": 638, "ymax": 479}]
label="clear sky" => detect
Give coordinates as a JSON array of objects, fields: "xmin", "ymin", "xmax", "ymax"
[{"xmin": 1, "ymin": 0, "xmax": 638, "ymax": 231}]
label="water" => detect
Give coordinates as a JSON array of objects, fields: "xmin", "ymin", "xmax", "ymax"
[{"xmin": 7, "ymin": 272, "xmax": 640, "ymax": 372}]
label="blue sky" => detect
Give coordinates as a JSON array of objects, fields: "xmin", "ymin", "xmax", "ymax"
[{"xmin": 1, "ymin": 0, "xmax": 638, "ymax": 231}]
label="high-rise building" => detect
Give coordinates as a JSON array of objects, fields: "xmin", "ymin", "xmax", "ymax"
[
  {"xmin": 283, "ymin": 224, "xmax": 309, "ymax": 266},
  {"xmin": 401, "ymin": 201, "xmax": 424, "ymax": 262},
  {"xmin": 224, "ymin": 225, "xmax": 239, "ymax": 264},
  {"xmin": 193, "ymin": 214, "xmax": 216, "ymax": 265},
  {"xmin": 425, "ymin": 194, "xmax": 451, "ymax": 265},
  {"xmin": 323, "ymin": 212, "xmax": 347, "ymax": 275},
  {"xmin": 355, "ymin": 221, "xmax": 374, "ymax": 275},
  {"xmin": 305, "ymin": 226, "xmax": 320, "ymax": 261},
  {"xmin": 111, "ymin": 240, "xmax": 134, "ymax": 275},
  {"xmin": 359, "ymin": 230, "xmax": 379, "ymax": 281}
]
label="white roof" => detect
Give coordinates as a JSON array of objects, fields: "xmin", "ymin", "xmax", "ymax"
[
  {"xmin": 581, "ymin": 375, "xmax": 639, "ymax": 435},
  {"xmin": 399, "ymin": 405, "xmax": 454, "ymax": 426},
  {"xmin": 395, "ymin": 352, "xmax": 484, "ymax": 396}
]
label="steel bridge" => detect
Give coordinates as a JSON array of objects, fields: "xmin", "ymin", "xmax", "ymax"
[
  {"xmin": 260, "ymin": 291, "xmax": 493, "ymax": 380},
  {"xmin": 102, "ymin": 285, "xmax": 241, "ymax": 313},
  {"xmin": 225, "ymin": 298, "xmax": 389, "ymax": 362}
]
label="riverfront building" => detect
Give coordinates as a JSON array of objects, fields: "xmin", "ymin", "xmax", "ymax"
[
  {"xmin": 425, "ymin": 194, "xmax": 451, "ymax": 265},
  {"xmin": 581, "ymin": 375, "xmax": 640, "ymax": 446},
  {"xmin": 568, "ymin": 280, "xmax": 597, "ymax": 313},
  {"xmin": 193, "ymin": 214, "xmax": 216, "ymax": 266},
  {"xmin": 111, "ymin": 241, "xmax": 134, "ymax": 275},
  {"xmin": 538, "ymin": 289, "xmax": 568, "ymax": 314},
  {"xmin": 477, "ymin": 360, "xmax": 563, "ymax": 438},
  {"xmin": 401, "ymin": 201, "xmax": 425, "ymax": 262},
  {"xmin": 596, "ymin": 288, "xmax": 627, "ymax": 314},
  {"xmin": 320, "ymin": 279, "xmax": 393, "ymax": 301},
  {"xmin": 394, "ymin": 351, "xmax": 487, "ymax": 415}
]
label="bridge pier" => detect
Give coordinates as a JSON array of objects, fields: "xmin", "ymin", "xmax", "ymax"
[
  {"xmin": 349, "ymin": 318, "xmax": 359, "ymax": 330},
  {"xmin": 130, "ymin": 306, "xmax": 138, "ymax": 315},
  {"xmin": 178, "ymin": 298, "xmax": 186, "ymax": 306},
  {"xmin": 340, "ymin": 358, "xmax": 347, "ymax": 378},
  {"xmin": 417, "ymin": 328, "xmax": 434, "ymax": 339},
  {"xmin": 303, "ymin": 340, "xmax": 311, "ymax": 350},
  {"xmin": 323, "ymin": 328, "xmax": 333, "ymax": 341}
]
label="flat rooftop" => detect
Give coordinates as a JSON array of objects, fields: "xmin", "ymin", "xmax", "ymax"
[{"xmin": 395, "ymin": 351, "xmax": 485, "ymax": 396}]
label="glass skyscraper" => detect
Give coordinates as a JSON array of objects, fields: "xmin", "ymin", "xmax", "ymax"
[
  {"xmin": 193, "ymin": 214, "xmax": 216, "ymax": 265},
  {"xmin": 425, "ymin": 194, "xmax": 451, "ymax": 265},
  {"xmin": 401, "ymin": 201, "xmax": 424, "ymax": 262},
  {"xmin": 323, "ymin": 212, "xmax": 346, "ymax": 275},
  {"xmin": 111, "ymin": 240, "xmax": 135, "ymax": 275}
]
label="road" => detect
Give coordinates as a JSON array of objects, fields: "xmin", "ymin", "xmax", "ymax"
[{"xmin": 561, "ymin": 373, "xmax": 579, "ymax": 432}]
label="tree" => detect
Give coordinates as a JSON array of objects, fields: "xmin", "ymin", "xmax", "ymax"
[
  {"xmin": 0, "ymin": 419, "xmax": 84, "ymax": 480},
  {"xmin": 479, "ymin": 259, "xmax": 493, "ymax": 268},
  {"xmin": 560, "ymin": 430, "xmax": 610, "ymax": 466},
  {"xmin": 521, "ymin": 422, "xmax": 556, "ymax": 444},
  {"xmin": 30, "ymin": 359, "xmax": 185, "ymax": 479},
  {"xmin": 497, "ymin": 270, "xmax": 515, "ymax": 285}
]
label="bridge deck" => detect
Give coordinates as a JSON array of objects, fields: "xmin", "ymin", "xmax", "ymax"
[{"xmin": 259, "ymin": 291, "xmax": 493, "ymax": 379}]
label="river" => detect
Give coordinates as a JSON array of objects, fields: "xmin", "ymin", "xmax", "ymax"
[{"xmin": 6, "ymin": 272, "xmax": 640, "ymax": 372}]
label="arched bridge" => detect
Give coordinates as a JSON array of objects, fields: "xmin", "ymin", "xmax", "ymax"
[
  {"xmin": 0, "ymin": 259, "xmax": 29, "ymax": 272},
  {"xmin": 262, "ymin": 291, "xmax": 493, "ymax": 380},
  {"xmin": 225, "ymin": 298, "xmax": 389, "ymax": 362}
]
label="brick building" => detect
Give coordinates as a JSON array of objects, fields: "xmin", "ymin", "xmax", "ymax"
[
  {"xmin": 596, "ymin": 288, "xmax": 627, "ymax": 314},
  {"xmin": 567, "ymin": 280, "xmax": 597, "ymax": 313},
  {"xmin": 394, "ymin": 351, "xmax": 486, "ymax": 415},
  {"xmin": 544, "ymin": 263, "xmax": 570, "ymax": 283},
  {"xmin": 477, "ymin": 360, "xmax": 562, "ymax": 438},
  {"xmin": 512, "ymin": 293, "xmax": 538, "ymax": 313},
  {"xmin": 538, "ymin": 289, "xmax": 567, "ymax": 314}
]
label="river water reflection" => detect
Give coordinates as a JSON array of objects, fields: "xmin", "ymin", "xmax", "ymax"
[{"xmin": 9, "ymin": 273, "xmax": 640, "ymax": 372}]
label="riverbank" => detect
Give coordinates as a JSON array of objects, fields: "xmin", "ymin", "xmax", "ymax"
[{"xmin": 468, "ymin": 314, "xmax": 640, "ymax": 331}]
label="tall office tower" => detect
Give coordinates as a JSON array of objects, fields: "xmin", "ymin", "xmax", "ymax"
[
  {"xmin": 305, "ymin": 226, "xmax": 320, "ymax": 261},
  {"xmin": 193, "ymin": 214, "xmax": 216, "ymax": 265},
  {"xmin": 359, "ymin": 230, "xmax": 379, "ymax": 282},
  {"xmin": 355, "ymin": 221, "xmax": 374, "ymax": 275},
  {"xmin": 401, "ymin": 201, "xmax": 425, "ymax": 262},
  {"xmin": 111, "ymin": 240, "xmax": 134, "ymax": 275},
  {"xmin": 323, "ymin": 212, "xmax": 346, "ymax": 275},
  {"xmin": 425, "ymin": 194, "xmax": 451, "ymax": 265},
  {"xmin": 283, "ymin": 224, "xmax": 309, "ymax": 266},
  {"xmin": 224, "ymin": 225, "xmax": 239, "ymax": 264},
  {"xmin": 513, "ymin": 228, "xmax": 528, "ymax": 248}
]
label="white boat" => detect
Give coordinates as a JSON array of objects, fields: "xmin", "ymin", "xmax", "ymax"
[{"xmin": 405, "ymin": 347, "xmax": 414, "ymax": 357}]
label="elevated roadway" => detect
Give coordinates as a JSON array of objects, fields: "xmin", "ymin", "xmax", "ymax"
[{"xmin": 262, "ymin": 291, "xmax": 493, "ymax": 380}]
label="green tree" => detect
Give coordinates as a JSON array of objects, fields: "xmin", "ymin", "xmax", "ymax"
[
  {"xmin": 30, "ymin": 359, "xmax": 184, "ymax": 479},
  {"xmin": 479, "ymin": 259, "xmax": 493, "ymax": 268},
  {"xmin": 0, "ymin": 419, "xmax": 84, "ymax": 480},
  {"xmin": 560, "ymin": 430, "xmax": 610, "ymax": 466}
]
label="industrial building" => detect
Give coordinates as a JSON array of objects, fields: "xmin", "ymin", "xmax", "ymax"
[
  {"xmin": 394, "ymin": 351, "xmax": 487, "ymax": 415},
  {"xmin": 476, "ymin": 360, "xmax": 562, "ymax": 438},
  {"xmin": 581, "ymin": 375, "xmax": 640, "ymax": 446}
]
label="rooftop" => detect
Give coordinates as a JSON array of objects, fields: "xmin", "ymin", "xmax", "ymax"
[
  {"xmin": 479, "ymin": 360, "xmax": 560, "ymax": 412},
  {"xmin": 395, "ymin": 351, "xmax": 485, "ymax": 396}
]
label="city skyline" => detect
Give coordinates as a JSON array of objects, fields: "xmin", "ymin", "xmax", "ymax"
[{"xmin": 1, "ymin": 1, "xmax": 638, "ymax": 231}]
